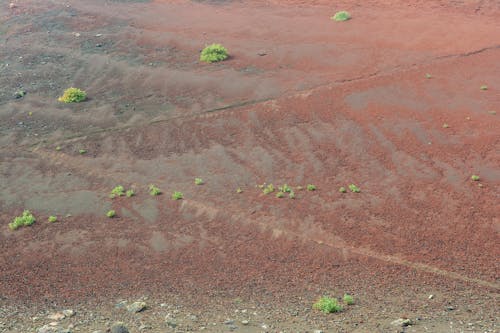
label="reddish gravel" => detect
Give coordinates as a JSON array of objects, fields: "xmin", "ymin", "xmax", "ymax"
[{"xmin": 0, "ymin": 0, "xmax": 499, "ymax": 331}]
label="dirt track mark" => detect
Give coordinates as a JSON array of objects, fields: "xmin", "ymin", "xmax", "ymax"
[
  {"xmin": 4, "ymin": 43, "xmax": 499, "ymax": 152},
  {"xmin": 179, "ymin": 200, "xmax": 500, "ymax": 291}
]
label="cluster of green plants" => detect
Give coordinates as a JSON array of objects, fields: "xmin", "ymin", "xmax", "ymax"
[
  {"xmin": 110, "ymin": 185, "xmax": 135, "ymax": 198},
  {"xmin": 200, "ymin": 44, "xmax": 229, "ymax": 63},
  {"xmin": 48, "ymin": 215, "xmax": 58, "ymax": 223},
  {"xmin": 194, "ymin": 178, "xmax": 204, "ymax": 185},
  {"xmin": 9, "ymin": 210, "xmax": 36, "ymax": 230},
  {"xmin": 471, "ymin": 175, "xmax": 480, "ymax": 181},
  {"xmin": 313, "ymin": 294, "xmax": 355, "ymax": 314},
  {"xmin": 58, "ymin": 87, "xmax": 87, "ymax": 103},
  {"xmin": 171, "ymin": 191, "xmax": 184, "ymax": 200},
  {"xmin": 106, "ymin": 210, "xmax": 116, "ymax": 218},
  {"xmin": 149, "ymin": 184, "xmax": 162, "ymax": 196}
]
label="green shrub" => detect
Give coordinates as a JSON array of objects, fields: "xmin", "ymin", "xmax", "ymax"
[
  {"xmin": 332, "ymin": 11, "xmax": 351, "ymax": 22},
  {"xmin": 307, "ymin": 184, "xmax": 316, "ymax": 191},
  {"xmin": 343, "ymin": 294, "xmax": 354, "ymax": 305},
  {"xmin": 276, "ymin": 191, "xmax": 284, "ymax": 198},
  {"xmin": 263, "ymin": 183, "xmax": 275, "ymax": 195},
  {"xmin": 195, "ymin": 178, "xmax": 204, "ymax": 185},
  {"xmin": 172, "ymin": 191, "xmax": 183, "ymax": 200},
  {"xmin": 471, "ymin": 175, "xmax": 480, "ymax": 181},
  {"xmin": 48, "ymin": 215, "xmax": 58, "ymax": 223},
  {"xmin": 349, "ymin": 184, "xmax": 360, "ymax": 193},
  {"xmin": 279, "ymin": 184, "xmax": 292, "ymax": 193},
  {"xmin": 9, "ymin": 210, "xmax": 36, "ymax": 230},
  {"xmin": 79, "ymin": 149, "xmax": 87, "ymax": 154},
  {"xmin": 110, "ymin": 185, "xmax": 125, "ymax": 198},
  {"xmin": 106, "ymin": 210, "xmax": 116, "ymax": 218},
  {"xmin": 149, "ymin": 184, "xmax": 161, "ymax": 196},
  {"xmin": 313, "ymin": 296, "xmax": 343, "ymax": 313},
  {"xmin": 58, "ymin": 87, "xmax": 87, "ymax": 103},
  {"xmin": 126, "ymin": 189, "xmax": 135, "ymax": 197},
  {"xmin": 339, "ymin": 187, "xmax": 347, "ymax": 193},
  {"xmin": 200, "ymin": 44, "xmax": 229, "ymax": 63}
]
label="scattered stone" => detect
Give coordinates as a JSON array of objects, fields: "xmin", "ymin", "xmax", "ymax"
[
  {"xmin": 257, "ymin": 50, "xmax": 267, "ymax": 56},
  {"xmin": 139, "ymin": 324, "xmax": 151, "ymax": 330},
  {"xmin": 62, "ymin": 309, "xmax": 75, "ymax": 318},
  {"xmin": 9, "ymin": 3, "xmax": 17, "ymax": 9},
  {"xmin": 224, "ymin": 320, "xmax": 234, "ymax": 325},
  {"xmin": 428, "ymin": 294, "xmax": 434, "ymax": 300},
  {"xmin": 391, "ymin": 318, "xmax": 412, "ymax": 327},
  {"xmin": 127, "ymin": 301, "xmax": 147, "ymax": 313},
  {"xmin": 165, "ymin": 320, "xmax": 177, "ymax": 328},
  {"xmin": 314, "ymin": 330, "xmax": 324, "ymax": 333},
  {"xmin": 188, "ymin": 315, "xmax": 198, "ymax": 321},
  {"xmin": 228, "ymin": 325, "xmax": 238, "ymax": 331},
  {"xmin": 96, "ymin": 43, "xmax": 103, "ymax": 47},
  {"xmin": 446, "ymin": 305, "xmax": 455, "ymax": 311},
  {"xmin": 37, "ymin": 325, "xmax": 56, "ymax": 333},
  {"xmin": 115, "ymin": 300, "xmax": 128, "ymax": 309},
  {"xmin": 241, "ymin": 320, "xmax": 249, "ymax": 325},
  {"xmin": 48, "ymin": 313, "xmax": 65, "ymax": 321},
  {"xmin": 488, "ymin": 110, "xmax": 496, "ymax": 115},
  {"xmin": 111, "ymin": 322, "xmax": 129, "ymax": 333}
]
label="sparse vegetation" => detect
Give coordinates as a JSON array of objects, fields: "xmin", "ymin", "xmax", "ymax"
[
  {"xmin": 425, "ymin": 73, "xmax": 432, "ymax": 79},
  {"xmin": 339, "ymin": 187, "xmax": 347, "ymax": 193},
  {"xmin": 262, "ymin": 183, "xmax": 275, "ymax": 195},
  {"xmin": 279, "ymin": 184, "xmax": 292, "ymax": 193},
  {"xmin": 55, "ymin": 146, "xmax": 62, "ymax": 151},
  {"xmin": 149, "ymin": 184, "xmax": 161, "ymax": 196},
  {"xmin": 172, "ymin": 191, "xmax": 183, "ymax": 200},
  {"xmin": 442, "ymin": 123, "xmax": 450, "ymax": 128},
  {"xmin": 276, "ymin": 191, "xmax": 284, "ymax": 198},
  {"xmin": 110, "ymin": 185, "xmax": 125, "ymax": 198},
  {"xmin": 14, "ymin": 89, "xmax": 26, "ymax": 99},
  {"xmin": 307, "ymin": 184, "xmax": 316, "ymax": 191},
  {"xmin": 126, "ymin": 189, "xmax": 135, "ymax": 197},
  {"xmin": 236, "ymin": 187, "xmax": 243, "ymax": 194},
  {"xmin": 195, "ymin": 178, "xmax": 204, "ymax": 185},
  {"xmin": 9, "ymin": 210, "xmax": 36, "ymax": 230},
  {"xmin": 58, "ymin": 87, "xmax": 87, "ymax": 103},
  {"xmin": 313, "ymin": 296, "xmax": 343, "ymax": 313},
  {"xmin": 471, "ymin": 175, "xmax": 480, "ymax": 181},
  {"xmin": 79, "ymin": 149, "xmax": 87, "ymax": 154},
  {"xmin": 289, "ymin": 191, "xmax": 295, "ymax": 199},
  {"xmin": 106, "ymin": 210, "xmax": 116, "ymax": 218},
  {"xmin": 48, "ymin": 215, "xmax": 57, "ymax": 223},
  {"xmin": 200, "ymin": 44, "xmax": 229, "ymax": 63},
  {"xmin": 343, "ymin": 294, "xmax": 354, "ymax": 305},
  {"xmin": 349, "ymin": 184, "xmax": 360, "ymax": 193},
  {"xmin": 480, "ymin": 85, "xmax": 488, "ymax": 91},
  {"xmin": 332, "ymin": 11, "xmax": 351, "ymax": 21}
]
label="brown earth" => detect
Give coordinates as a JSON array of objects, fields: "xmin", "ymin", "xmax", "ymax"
[{"xmin": 0, "ymin": 0, "xmax": 499, "ymax": 332}]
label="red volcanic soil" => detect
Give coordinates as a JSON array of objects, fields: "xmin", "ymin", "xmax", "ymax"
[{"xmin": 0, "ymin": 0, "xmax": 499, "ymax": 332}]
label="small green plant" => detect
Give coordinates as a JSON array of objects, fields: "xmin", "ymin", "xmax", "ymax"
[
  {"xmin": 349, "ymin": 184, "xmax": 360, "ymax": 193},
  {"xmin": 55, "ymin": 146, "xmax": 62, "ymax": 151},
  {"xmin": 9, "ymin": 210, "xmax": 36, "ymax": 230},
  {"xmin": 172, "ymin": 191, "xmax": 183, "ymax": 200},
  {"xmin": 471, "ymin": 175, "xmax": 480, "ymax": 181},
  {"xmin": 313, "ymin": 296, "xmax": 343, "ymax": 313},
  {"xmin": 106, "ymin": 210, "xmax": 116, "ymax": 218},
  {"xmin": 58, "ymin": 87, "xmax": 87, "ymax": 103},
  {"xmin": 149, "ymin": 184, "xmax": 161, "ymax": 196},
  {"xmin": 194, "ymin": 178, "xmax": 204, "ymax": 185},
  {"xmin": 48, "ymin": 215, "xmax": 58, "ymax": 223},
  {"xmin": 110, "ymin": 185, "xmax": 125, "ymax": 198},
  {"xmin": 480, "ymin": 85, "xmax": 488, "ymax": 91},
  {"xmin": 79, "ymin": 149, "xmax": 87, "ymax": 154},
  {"xmin": 442, "ymin": 123, "xmax": 450, "ymax": 128},
  {"xmin": 263, "ymin": 183, "xmax": 275, "ymax": 195},
  {"xmin": 200, "ymin": 44, "xmax": 229, "ymax": 63},
  {"xmin": 339, "ymin": 187, "xmax": 347, "ymax": 193},
  {"xmin": 343, "ymin": 294, "xmax": 354, "ymax": 305},
  {"xmin": 331, "ymin": 11, "xmax": 351, "ymax": 21},
  {"xmin": 289, "ymin": 191, "xmax": 295, "ymax": 199},
  {"xmin": 126, "ymin": 189, "xmax": 135, "ymax": 197},
  {"xmin": 307, "ymin": 184, "xmax": 316, "ymax": 191},
  {"xmin": 236, "ymin": 187, "xmax": 243, "ymax": 194},
  {"xmin": 296, "ymin": 186, "xmax": 303, "ymax": 191},
  {"xmin": 279, "ymin": 184, "xmax": 292, "ymax": 193},
  {"xmin": 425, "ymin": 73, "xmax": 432, "ymax": 79},
  {"xmin": 14, "ymin": 89, "xmax": 26, "ymax": 99},
  {"xmin": 276, "ymin": 191, "xmax": 284, "ymax": 198}
]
